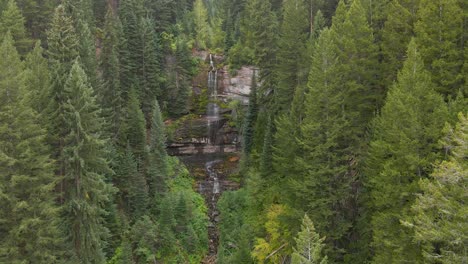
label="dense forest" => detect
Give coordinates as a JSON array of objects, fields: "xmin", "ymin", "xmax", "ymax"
[{"xmin": 0, "ymin": 0, "xmax": 466, "ymax": 263}]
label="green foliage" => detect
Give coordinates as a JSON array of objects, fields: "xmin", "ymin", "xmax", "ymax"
[
  {"xmin": 291, "ymin": 215, "xmax": 328, "ymax": 264},
  {"xmin": 366, "ymin": 39, "xmax": 448, "ymax": 263},
  {"xmin": 242, "ymin": 72, "xmax": 258, "ymax": 156},
  {"xmin": 415, "ymin": 0, "xmax": 465, "ymax": 98},
  {"xmin": 0, "ymin": 32, "xmax": 65, "ymax": 264},
  {"xmin": 122, "ymin": 89, "xmax": 147, "ymax": 165},
  {"xmin": 407, "ymin": 113, "xmax": 468, "ymax": 263},
  {"xmin": 193, "ymin": 0, "xmax": 209, "ymax": 50},
  {"xmin": 0, "ymin": 0, "xmax": 31, "ymax": 55},
  {"xmin": 24, "ymin": 40, "xmax": 49, "ymax": 114},
  {"xmin": 275, "ymin": 0, "xmax": 310, "ymax": 111},
  {"xmin": 62, "ymin": 60, "xmax": 114, "ymax": 263}
]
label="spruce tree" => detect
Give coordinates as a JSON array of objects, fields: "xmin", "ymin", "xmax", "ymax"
[
  {"xmin": 242, "ymin": 72, "xmax": 258, "ymax": 156},
  {"xmin": 194, "ymin": 0, "xmax": 210, "ymax": 49},
  {"xmin": 100, "ymin": 8, "xmax": 124, "ymax": 139},
  {"xmin": 415, "ymin": 0, "xmax": 465, "ymax": 98},
  {"xmin": 62, "ymin": 60, "xmax": 113, "ymax": 263},
  {"xmin": 147, "ymin": 100, "xmax": 168, "ymax": 207},
  {"xmin": 291, "ymin": 215, "xmax": 328, "ymax": 264},
  {"xmin": 408, "ymin": 113, "xmax": 467, "ymax": 264},
  {"xmin": 366, "ymin": 39, "xmax": 448, "ymax": 263},
  {"xmin": 275, "ymin": 0, "xmax": 310, "ymax": 111},
  {"xmin": 124, "ymin": 144, "xmax": 149, "ymax": 221},
  {"xmin": 138, "ymin": 17, "xmax": 162, "ymax": 122},
  {"xmin": 123, "ymin": 88, "xmax": 147, "ymax": 166},
  {"xmin": 0, "ymin": 0, "xmax": 31, "ymax": 55},
  {"xmin": 24, "ymin": 41, "xmax": 49, "ymax": 114},
  {"xmin": 380, "ymin": 0, "xmax": 420, "ymax": 89},
  {"xmin": 45, "ymin": 4, "xmax": 79, "ymax": 188},
  {"xmin": 0, "ymin": 32, "xmax": 64, "ymax": 264}
]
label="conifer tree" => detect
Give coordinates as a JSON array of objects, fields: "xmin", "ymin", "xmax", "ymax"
[
  {"xmin": 380, "ymin": 0, "xmax": 419, "ymax": 89},
  {"xmin": 0, "ymin": 0, "xmax": 31, "ymax": 55},
  {"xmin": 45, "ymin": 4, "xmax": 80, "ymax": 204},
  {"xmin": 408, "ymin": 113, "xmax": 467, "ymax": 264},
  {"xmin": 366, "ymin": 39, "xmax": 448, "ymax": 263},
  {"xmin": 123, "ymin": 89, "xmax": 147, "ymax": 166},
  {"xmin": 0, "ymin": 32, "xmax": 65, "ymax": 264},
  {"xmin": 194, "ymin": 0, "xmax": 210, "ymax": 49},
  {"xmin": 242, "ymin": 72, "xmax": 258, "ymax": 156},
  {"xmin": 275, "ymin": 0, "xmax": 310, "ymax": 111},
  {"xmin": 291, "ymin": 215, "xmax": 328, "ymax": 264},
  {"xmin": 62, "ymin": 60, "xmax": 113, "ymax": 263},
  {"xmin": 147, "ymin": 100, "xmax": 168, "ymax": 206},
  {"xmin": 125, "ymin": 145, "xmax": 149, "ymax": 220},
  {"xmin": 24, "ymin": 41, "xmax": 49, "ymax": 114},
  {"xmin": 138, "ymin": 17, "xmax": 162, "ymax": 122},
  {"xmin": 100, "ymin": 8, "xmax": 124, "ymax": 139},
  {"xmin": 415, "ymin": 0, "xmax": 465, "ymax": 98},
  {"xmin": 242, "ymin": 0, "xmax": 278, "ymax": 104}
]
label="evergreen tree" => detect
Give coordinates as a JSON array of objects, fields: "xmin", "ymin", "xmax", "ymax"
[
  {"xmin": 275, "ymin": 0, "xmax": 310, "ymax": 111},
  {"xmin": 123, "ymin": 89, "xmax": 147, "ymax": 166},
  {"xmin": 408, "ymin": 113, "xmax": 467, "ymax": 264},
  {"xmin": 242, "ymin": 0, "xmax": 278, "ymax": 104},
  {"xmin": 24, "ymin": 41, "xmax": 49, "ymax": 114},
  {"xmin": 0, "ymin": 0, "xmax": 31, "ymax": 55},
  {"xmin": 0, "ymin": 32, "xmax": 65, "ymax": 264},
  {"xmin": 366, "ymin": 39, "xmax": 448, "ymax": 263},
  {"xmin": 122, "ymin": 144, "xmax": 149, "ymax": 221},
  {"xmin": 99, "ymin": 8, "xmax": 124, "ymax": 139},
  {"xmin": 138, "ymin": 17, "xmax": 162, "ymax": 122},
  {"xmin": 291, "ymin": 215, "xmax": 328, "ymax": 264},
  {"xmin": 62, "ymin": 60, "xmax": 113, "ymax": 263},
  {"xmin": 147, "ymin": 100, "xmax": 168, "ymax": 207},
  {"xmin": 380, "ymin": 0, "xmax": 419, "ymax": 89},
  {"xmin": 242, "ymin": 72, "xmax": 258, "ymax": 156},
  {"xmin": 193, "ymin": 0, "xmax": 210, "ymax": 49},
  {"xmin": 129, "ymin": 216, "xmax": 161, "ymax": 263},
  {"xmin": 45, "ymin": 4, "xmax": 79, "ymax": 188},
  {"xmin": 415, "ymin": 0, "xmax": 465, "ymax": 98}
]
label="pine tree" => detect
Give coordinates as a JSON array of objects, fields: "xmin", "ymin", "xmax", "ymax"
[
  {"xmin": 24, "ymin": 41, "xmax": 49, "ymax": 114},
  {"xmin": 45, "ymin": 4, "xmax": 79, "ymax": 187},
  {"xmin": 138, "ymin": 17, "xmax": 162, "ymax": 122},
  {"xmin": 147, "ymin": 100, "xmax": 168, "ymax": 207},
  {"xmin": 275, "ymin": 0, "xmax": 310, "ymax": 111},
  {"xmin": 0, "ymin": 32, "xmax": 65, "ymax": 264},
  {"xmin": 291, "ymin": 215, "xmax": 328, "ymax": 264},
  {"xmin": 407, "ymin": 113, "xmax": 467, "ymax": 264},
  {"xmin": 415, "ymin": 0, "xmax": 465, "ymax": 98},
  {"xmin": 194, "ymin": 0, "xmax": 210, "ymax": 49},
  {"xmin": 0, "ymin": 0, "xmax": 31, "ymax": 55},
  {"xmin": 120, "ymin": 144, "xmax": 149, "ymax": 221},
  {"xmin": 380, "ymin": 0, "xmax": 420, "ymax": 89},
  {"xmin": 298, "ymin": 28, "xmax": 342, "ymax": 259},
  {"xmin": 123, "ymin": 89, "xmax": 147, "ymax": 166},
  {"xmin": 242, "ymin": 0, "xmax": 279, "ymax": 104},
  {"xmin": 99, "ymin": 8, "xmax": 124, "ymax": 139},
  {"xmin": 62, "ymin": 60, "xmax": 113, "ymax": 263},
  {"xmin": 366, "ymin": 39, "xmax": 448, "ymax": 263},
  {"xmin": 242, "ymin": 72, "xmax": 258, "ymax": 156}
]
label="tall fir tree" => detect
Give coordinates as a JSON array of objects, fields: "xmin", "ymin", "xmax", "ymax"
[
  {"xmin": 137, "ymin": 17, "xmax": 162, "ymax": 122},
  {"xmin": 0, "ymin": 32, "xmax": 65, "ymax": 264},
  {"xmin": 380, "ymin": 0, "xmax": 420, "ymax": 89},
  {"xmin": 62, "ymin": 60, "xmax": 113, "ymax": 263},
  {"xmin": 274, "ymin": 0, "xmax": 310, "ymax": 111},
  {"xmin": 365, "ymin": 39, "xmax": 448, "ymax": 263},
  {"xmin": 193, "ymin": 0, "xmax": 210, "ymax": 50},
  {"xmin": 45, "ymin": 4, "xmax": 79, "ymax": 202},
  {"xmin": 408, "ymin": 113, "xmax": 467, "ymax": 264},
  {"xmin": 0, "ymin": 0, "xmax": 31, "ymax": 55},
  {"xmin": 99, "ymin": 7, "xmax": 124, "ymax": 139},
  {"xmin": 123, "ymin": 88, "xmax": 147, "ymax": 167},
  {"xmin": 24, "ymin": 40, "xmax": 49, "ymax": 114},
  {"xmin": 147, "ymin": 100, "xmax": 169, "ymax": 209},
  {"xmin": 242, "ymin": 71, "xmax": 258, "ymax": 156},
  {"xmin": 415, "ymin": 0, "xmax": 465, "ymax": 98}
]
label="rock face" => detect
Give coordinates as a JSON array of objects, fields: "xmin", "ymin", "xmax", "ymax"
[{"xmin": 221, "ymin": 66, "xmax": 257, "ymax": 105}]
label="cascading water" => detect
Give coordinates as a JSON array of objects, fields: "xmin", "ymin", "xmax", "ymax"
[{"xmin": 204, "ymin": 54, "xmax": 222, "ymax": 261}]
